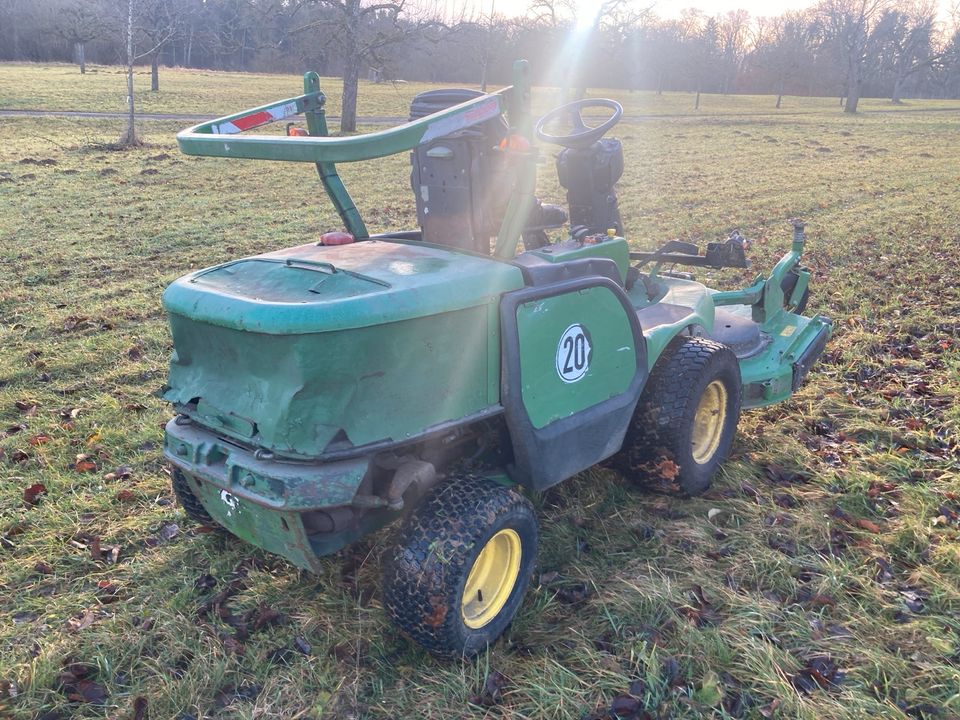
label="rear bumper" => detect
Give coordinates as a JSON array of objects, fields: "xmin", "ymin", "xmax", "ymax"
[{"xmin": 164, "ymin": 418, "xmax": 376, "ymax": 569}]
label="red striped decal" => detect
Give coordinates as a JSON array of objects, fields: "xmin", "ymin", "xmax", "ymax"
[{"xmin": 231, "ymin": 110, "xmax": 274, "ymax": 131}]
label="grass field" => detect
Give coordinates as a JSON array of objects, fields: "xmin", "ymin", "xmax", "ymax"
[
  {"xmin": 1, "ymin": 63, "xmax": 959, "ymax": 719},
  {"xmin": 3, "ymin": 62, "xmax": 960, "ymax": 119}
]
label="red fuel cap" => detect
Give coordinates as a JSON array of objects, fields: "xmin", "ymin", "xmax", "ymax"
[{"xmin": 320, "ymin": 231, "xmax": 355, "ymax": 246}]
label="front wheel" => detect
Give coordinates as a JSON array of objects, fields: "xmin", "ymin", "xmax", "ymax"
[
  {"xmin": 615, "ymin": 337, "xmax": 742, "ymax": 495},
  {"xmin": 382, "ymin": 475, "xmax": 538, "ymax": 658}
]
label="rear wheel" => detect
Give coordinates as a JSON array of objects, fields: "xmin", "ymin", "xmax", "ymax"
[
  {"xmin": 615, "ymin": 337, "xmax": 742, "ymax": 495},
  {"xmin": 382, "ymin": 475, "xmax": 538, "ymax": 658},
  {"xmin": 171, "ymin": 467, "xmax": 219, "ymax": 528}
]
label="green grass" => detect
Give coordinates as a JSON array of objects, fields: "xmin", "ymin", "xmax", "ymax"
[{"xmin": 1, "ymin": 64, "xmax": 959, "ymax": 719}]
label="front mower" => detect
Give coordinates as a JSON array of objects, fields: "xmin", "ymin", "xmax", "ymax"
[{"xmin": 164, "ymin": 61, "xmax": 831, "ymax": 657}]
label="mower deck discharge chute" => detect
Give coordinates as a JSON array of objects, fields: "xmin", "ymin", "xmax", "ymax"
[{"xmin": 166, "ymin": 61, "xmax": 832, "ymax": 657}]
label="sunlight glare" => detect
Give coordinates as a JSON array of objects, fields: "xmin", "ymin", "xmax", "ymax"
[{"xmin": 573, "ymin": 0, "xmax": 604, "ymax": 30}]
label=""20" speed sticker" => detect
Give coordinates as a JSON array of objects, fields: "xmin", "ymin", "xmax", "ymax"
[{"xmin": 556, "ymin": 324, "xmax": 592, "ymax": 383}]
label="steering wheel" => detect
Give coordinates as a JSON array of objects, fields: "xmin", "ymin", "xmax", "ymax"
[{"xmin": 535, "ymin": 98, "xmax": 623, "ymax": 149}]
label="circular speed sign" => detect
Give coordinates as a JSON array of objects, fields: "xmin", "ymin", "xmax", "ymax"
[{"xmin": 556, "ymin": 324, "xmax": 592, "ymax": 383}]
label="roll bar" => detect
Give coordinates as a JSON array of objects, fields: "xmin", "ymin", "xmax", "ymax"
[{"xmin": 176, "ymin": 60, "xmax": 536, "ymax": 257}]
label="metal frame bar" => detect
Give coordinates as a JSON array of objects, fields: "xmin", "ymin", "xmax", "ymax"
[{"xmin": 175, "ymin": 60, "xmax": 534, "ymax": 256}]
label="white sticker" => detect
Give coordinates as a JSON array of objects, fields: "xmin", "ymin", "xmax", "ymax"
[
  {"xmin": 556, "ymin": 324, "xmax": 592, "ymax": 383},
  {"xmin": 220, "ymin": 490, "xmax": 239, "ymax": 517}
]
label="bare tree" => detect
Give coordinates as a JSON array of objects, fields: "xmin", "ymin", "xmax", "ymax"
[
  {"xmin": 138, "ymin": 0, "xmax": 180, "ymax": 91},
  {"xmin": 818, "ymin": 0, "xmax": 892, "ymax": 113},
  {"xmin": 718, "ymin": 9, "xmax": 751, "ymax": 94},
  {"xmin": 872, "ymin": 1, "xmax": 943, "ymax": 102},
  {"xmin": 754, "ymin": 10, "xmax": 817, "ymax": 107},
  {"xmin": 295, "ymin": 0, "xmax": 442, "ymax": 133},
  {"xmin": 55, "ymin": 0, "xmax": 104, "ymax": 74},
  {"xmin": 117, "ymin": 0, "xmax": 178, "ymax": 147}
]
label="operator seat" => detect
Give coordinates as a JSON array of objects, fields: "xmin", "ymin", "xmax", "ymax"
[{"xmin": 409, "ymin": 89, "xmax": 566, "ymax": 254}]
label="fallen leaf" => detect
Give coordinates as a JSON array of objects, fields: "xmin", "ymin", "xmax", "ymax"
[
  {"xmin": 213, "ymin": 683, "xmax": 260, "ymax": 710},
  {"xmin": 58, "ymin": 662, "xmax": 107, "ymax": 705},
  {"xmin": 158, "ymin": 522, "xmax": 179, "ymax": 541},
  {"xmin": 74, "ymin": 454, "xmax": 97, "ymax": 473},
  {"xmin": 250, "ymin": 603, "xmax": 287, "ymax": 631},
  {"xmin": 96, "ymin": 581, "xmax": 120, "ymax": 603},
  {"xmin": 66, "ymin": 609, "xmax": 96, "ymax": 632},
  {"xmin": 132, "ymin": 695, "xmax": 148, "ymax": 720},
  {"xmin": 34, "ymin": 561, "xmax": 53, "ymax": 574},
  {"xmin": 555, "ymin": 582, "xmax": 591, "ymax": 604},
  {"xmin": 758, "ymin": 698, "xmax": 781, "ymax": 717},
  {"xmin": 854, "ymin": 518, "xmax": 882, "ymax": 534},
  {"xmin": 115, "ymin": 489, "xmax": 135, "ymax": 502},
  {"xmin": 89, "ymin": 536, "xmax": 102, "ymax": 562},
  {"xmin": 791, "ymin": 655, "xmax": 845, "ymax": 693},
  {"xmin": 610, "ymin": 693, "xmax": 642, "ymax": 718},
  {"xmin": 469, "ymin": 669, "xmax": 509, "ymax": 708},
  {"xmin": 15, "ymin": 400, "xmax": 37, "ymax": 416},
  {"xmin": 24, "ymin": 482, "xmax": 47, "ymax": 506},
  {"xmin": 900, "ymin": 589, "xmax": 925, "ymax": 613},
  {"xmin": 103, "ymin": 465, "xmax": 132, "ymax": 481},
  {"xmin": 654, "ymin": 458, "xmax": 680, "ymax": 481},
  {"xmin": 661, "ymin": 657, "xmax": 684, "ymax": 688},
  {"xmin": 222, "ymin": 636, "xmax": 245, "ymax": 656},
  {"xmin": 28, "ymin": 434, "xmax": 50, "ymax": 446}
]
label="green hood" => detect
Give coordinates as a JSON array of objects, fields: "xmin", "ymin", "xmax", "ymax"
[
  {"xmin": 162, "ymin": 239, "xmax": 523, "ymax": 334},
  {"xmin": 162, "ymin": 239, "xmax": 523, "ymax": 458}
]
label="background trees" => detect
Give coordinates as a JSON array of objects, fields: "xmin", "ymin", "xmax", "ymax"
[{"xmin": 1, "ymin": 0, "xmax": 959, "ymax": 109}]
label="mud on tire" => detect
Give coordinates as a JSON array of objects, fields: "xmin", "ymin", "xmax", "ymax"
[
  {"xmin": 614, "ymin": 336, "xmax": 742, "ymax": 495},
  {"xmin": 382, "ymin": 475, "xmax": 538, "ymax": 658}
]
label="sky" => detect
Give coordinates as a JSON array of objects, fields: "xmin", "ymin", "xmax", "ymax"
[{"xmin": 463, "ymin": 0, "xmax": 957, "ymax": 23}]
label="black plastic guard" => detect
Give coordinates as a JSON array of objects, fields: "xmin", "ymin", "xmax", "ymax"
[
  {"xmin": 500, "ymin": 276, "xmax": 648, "ymax": 491},
  {"xmin": 792, "ymin": 315, "xmax": 832, "ymax": 391}
]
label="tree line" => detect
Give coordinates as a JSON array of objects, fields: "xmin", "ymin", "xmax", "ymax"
[{"xmin": 1, "ymin": 0, "xmax": 959, "ymax": 128}]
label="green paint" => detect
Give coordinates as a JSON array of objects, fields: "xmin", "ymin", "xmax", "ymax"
[
  {"xmin": 165, "ymin": 301, "xmax": 504, "ymax": 458},
  {"xmin": 162, "ymin": 240, "xmax": 523, "ymax": 335},
  {"xmin": 516, "ymin": 286, "xmax": 637, "ymax": 429},
  {"xmin": 301, "ymin": 72, "xmax": 368, "ymax": 239},
  {"xmin": 525, "ymin": 236, "xmax": 630, "ymax": 284}
]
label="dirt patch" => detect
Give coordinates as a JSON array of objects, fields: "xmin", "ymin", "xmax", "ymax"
[{"xmin": 19, "ymin": 157, "xmax": 58, "ymax": 166}]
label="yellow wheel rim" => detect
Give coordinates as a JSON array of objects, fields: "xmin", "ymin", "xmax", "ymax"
[
  {"xmin": 691, "ymin": 380, "xmax": 728, "ymax": 464},
  {"xmin": 461, "ymin": 528, "xmax": 522, "ymax": 630}
]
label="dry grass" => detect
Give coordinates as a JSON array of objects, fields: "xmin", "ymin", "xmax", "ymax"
[
  {"xmin": 2, "ymin": 61, "xmax": 960, "ymax": 119},
  {"xmin": 0, "ymin": 64, "xmax": 958, "ymax": 719}
]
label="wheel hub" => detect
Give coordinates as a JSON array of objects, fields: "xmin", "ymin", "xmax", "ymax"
[
  {"xmin": 691, "ymin": 379, "xmax": 727, "ymax": 464},
  {"xmin": 461, "ymin": 528, "xmax": 522, "ymax": 629}
]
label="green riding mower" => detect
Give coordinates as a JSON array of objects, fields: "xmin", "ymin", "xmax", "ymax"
[{"xmin": 164, "ymin": 61, "xmax": 832, "ymax": 657}]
